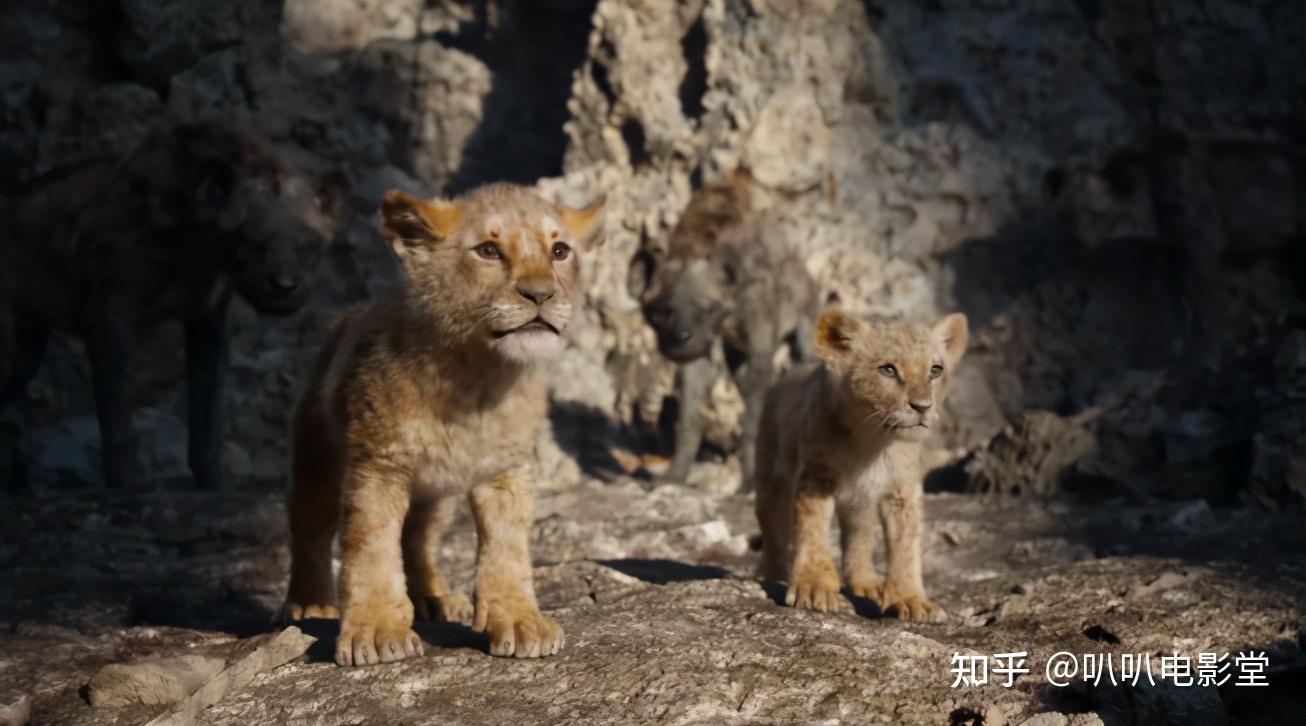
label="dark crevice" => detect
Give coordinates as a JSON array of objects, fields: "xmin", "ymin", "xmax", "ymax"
[
  {"xmin": 1082, "ymin": 623, "xmax": 1122, "ymax": 644},
  {"xmin": 948, "ymin": 707, "xmax": 985, "ymax": 726},
  {"xmin": 678, "ymin": 13, "xmax": 708, "ymax": 121},
  {"xmin": 441, "ymin": 0, "xmax": 599, "ymax": 192},
  {"xmin": 591, "ymin": 59, "xmax": 615, "ymax": 103},
  {"xmin": 598, "ymin": 558, "xmax": 729, "ymax": 585},
  {"xmin": 621, "ymin": 117, "xmax": 650, "ymax": 167}
]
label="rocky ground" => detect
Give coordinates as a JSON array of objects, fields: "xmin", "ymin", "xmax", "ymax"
[{"xmin": 2, "ymin": 472, "xmax": 1303, "ymax": 725}]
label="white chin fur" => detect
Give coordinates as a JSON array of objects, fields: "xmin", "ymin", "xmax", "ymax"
[
  {"xmin": 491, "ymin": 329, "xmax": 563, "ymax": 363},
  {"xmin": 892, "ymin": 424, "xmax": 931, "ymax": 441}
]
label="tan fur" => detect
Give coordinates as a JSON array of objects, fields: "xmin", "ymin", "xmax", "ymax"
[
  {"xmin": 753, "ymin": 308, "xmax": 968, "ymax": 622},
  {"xmin": 281, "ymin": 183, "xmax": 604, "ymax": 664}
]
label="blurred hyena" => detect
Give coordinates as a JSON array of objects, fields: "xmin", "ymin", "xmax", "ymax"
[
  {"xmin": 630, "ymin": 171, "xmax": 820, "ymax": 489},
  {"xmin": 0, "ymin": 122, "xmax": 350, "ymax": 490}
]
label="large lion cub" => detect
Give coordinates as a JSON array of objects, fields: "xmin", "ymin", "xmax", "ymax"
[
  {"xmin": 754, "ymin": 308, "xmax": 968, "ymax": 622},
  {"xmin": 281, "ymin": 183, "xmax": 604, "ymax": 665}
]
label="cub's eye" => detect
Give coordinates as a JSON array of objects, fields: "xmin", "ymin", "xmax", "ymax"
[
  {"xmin": 551, "ymin": 241, "xmax": 572, "ymax": 261},
  {"xmin": 474, "ymin": 241, "xmax": 502, "ymax": 260},
  {"xmin": 930, "ymin": 364, "xmax": 944, "ymax": 380},
  {"xmin": 878, "ymin": 364, "xmax": 899, "ymax": 379}
]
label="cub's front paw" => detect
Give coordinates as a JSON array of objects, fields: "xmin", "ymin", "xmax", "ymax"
[
  {"xmin": 785, "ymin": 569, "xmax": 851, "ymax": 613},
  {"xmin": 877, "ymin": 588, "xmax": 944, "ymax": 623},
  {"xmin": 413, "ymin": 592, "xmax": 474, "ymax": 625},
  {"xmin": 473, "ymin": 597, "xmax": 564, "ymax": 658},
  {"xmin": 335, "ymin": 620, "xmax": 424, "ymax": 666}
]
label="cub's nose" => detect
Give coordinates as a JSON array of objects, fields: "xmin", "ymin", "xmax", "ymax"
[
  {"xmin": 516, "ymin": 280, "xmax": 556, "ymax": 305},
  {"xmin": 909, "ymin": 400, "xmax": 933, "ymax": 414},
  {"xmin": 673, "ymin": 330, "xmax": 692, "ymax": 343},
  {"xmin": 266, "ymin": 274, "xmax": 301, "ymax": 295}
]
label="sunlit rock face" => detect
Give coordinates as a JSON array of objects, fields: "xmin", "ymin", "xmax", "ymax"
[{"xmin": 2, "ymin": 0, "xmax": 1304, "ymax": 506}]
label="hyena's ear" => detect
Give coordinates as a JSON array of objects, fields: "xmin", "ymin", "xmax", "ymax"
[
  {"xmin": 379, "ymin": 190, "xmax": 460, "ymax": 258},
  {"xmin": 191, "ymin": 158, "xmax": 242, "ymax": 230},
  {"xmin": 932, "ymin": 313, "xmax": 969, "ymax": 367},
  {"xmin": 814, "ymin": 307, "xmax": 862, "ymax": 365},
  {"xmin": 727, "ymin": 167, "xmax": 755, "ymax": 188},
  {"xmin": 315, "ymin": 169, "xmax": 351, "ymax": 234},
  {"xmin": 559, "ymin": 194, "xmax": 606, "ymax": 249},
  {"xmin": 176, "ymin": 123, "xmax": 277, "ymax": 231},
  {"xmin": 177, "ymin": 125, "xmax": 241, "ymax": 229}
]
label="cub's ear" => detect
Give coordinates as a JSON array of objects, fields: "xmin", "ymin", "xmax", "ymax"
[
  {"xmin": 932, "ymin": 313, "xmax": 969, "ymax": 367},
  {"xmin": 814, "ymin": 307, "xmax": 862, "ymax": 364},
  {"xmin": 379, "ymin": 189, "xmax": 459, "ymax": 257},
  {"xmin": 559, "ymin": 194, "xmax": 606, "ymax": 249}
]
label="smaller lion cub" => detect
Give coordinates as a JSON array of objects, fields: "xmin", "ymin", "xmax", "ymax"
[
  {"xmin": 281, "ymin": 183, "xmax": 604, "ymax": 665},
  {"xmin": 754, "ymin": 308, "xmax": 968, "ymax": 622}
]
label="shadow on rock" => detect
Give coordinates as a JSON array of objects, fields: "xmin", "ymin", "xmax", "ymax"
[
  {"xmin": 294, "ymin": 618, "xmax": 342, "ymax": 663},
  {"xmin": 125, "ymin": 582, "xmax": 275, "ymax": 640},
  {"xmin": 413, "ymin": 621, "xmax": 490, "ymax": 656},
  {"xmin": 551, "ymin": 402, "xmax": 632, "ymax": 481},
  {"xmin": 598, "ymin": 558, "xmax": 729, "ymax": 585},
  {"xmin": 1032, "ymin": 638, "xmax": 1306, "ymax": 726}
]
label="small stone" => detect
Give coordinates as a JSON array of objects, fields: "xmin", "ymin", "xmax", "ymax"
[
  {"xmin": 145, "ymin": 627, "xmax": 316, "ymax": 726},
  {"xmin": 87, "ymin": 655, "xmax": 227, "ymax": 707},
  {"xmin": 1126, "ymin": 571, "xmax": 1196, "ymax": 601}
]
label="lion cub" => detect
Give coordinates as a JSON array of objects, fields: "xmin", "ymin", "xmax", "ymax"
[
  {"xmin": 754, "ymin": 308, "xmax": 968, "ymax": 622},
  {"xmin": 281, "ymin": 183, "xmax": 604, "ymax": 665}
]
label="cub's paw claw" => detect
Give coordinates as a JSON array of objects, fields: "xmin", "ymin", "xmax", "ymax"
[
  {"xmin": 878, "ymin": 592, "xmax": 944, "ymax": 623},
  {"xmin": 848, "ymin": 580, "xmax": 884, "ymax": 602},
  {"xmin": 785, "ymin": 576, "xmax": 852, "ymax": 613},
  {"xmin": 437, "ymin": 592, "xmax": 474, "ymax": 624},
  {"xmin": 279, "ymin": 602, "xmax": 340, "ymax": 625},
  {"xmin": 474, "ymin": 600, "xmax": 564, "ymax": 658},
  {"xmin": 335, "ymin": 623, "xmax": 424, "ymax": 667},
  {"xmin": 413, "ymin": 592, "xmax": 474, "ymax": 625}
]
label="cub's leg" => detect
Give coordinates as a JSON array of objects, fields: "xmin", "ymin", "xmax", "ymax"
[
  {"xmin": 785, "ymin": 484, "xmax": 851, "ymax": 613},
  {"xmin": 837, "ymin": 497, "xmax": 883, "ymax": 602},
  {"xmin": 403, "ymin": 495, "xmax": 472, "ymax": 624},
  {"xmin": 878, "ymin": 478, "xmax": 941, "ymax": 622},
  {"xmin": 335, "ymin": 464, "xmax": 423, "ymax": 666},
  {"xmin": 281, "ymin": 396, "xmax": 345, "ymax": 622},
  {"xmin": 753, "ymin": 475, "xmax": 792, "ymax": 582},
  {"xmin": 663, "ymin": 356, "xmax": 714, "ymax": 483},
  {"xmin": 469, "ymin": 467, "xmax": 563, "ymax": 658}
]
